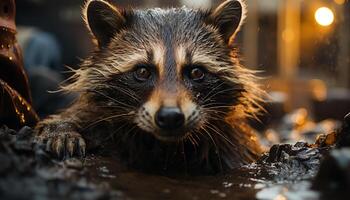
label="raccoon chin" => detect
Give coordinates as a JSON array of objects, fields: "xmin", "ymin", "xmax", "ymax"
[
  {"xmin": 152, "ymin": 131, "xmax": 191, "ymax": 142},
  {"xmin": 135, "ymin": 121, "xmax": 190, "ymax": 142},
  {"xmin": 134, "ymin": 117, "xmax": 197, "ymax": 142}
]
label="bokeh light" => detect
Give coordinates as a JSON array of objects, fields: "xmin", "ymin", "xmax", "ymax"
[
  {"xmin": 315, "ymin": 7, "xmax": 334, "ymax": 26},
  {"xmin": 334, "ymin": 0, "xmax": 345, "ymax": 5}
]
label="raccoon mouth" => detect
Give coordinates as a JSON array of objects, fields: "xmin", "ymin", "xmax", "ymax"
[
  {"xmin": 135, "ymin": 120, "xmax": 197, "ymax": 142},
  {"xmin": 153, "ymin": 129, "xmax": 191, "ymax": 142}
]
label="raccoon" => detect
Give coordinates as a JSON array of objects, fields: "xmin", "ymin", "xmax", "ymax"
[{"xmin": 35, "ymin": 0, "xmax": 265, "ymax": 174}]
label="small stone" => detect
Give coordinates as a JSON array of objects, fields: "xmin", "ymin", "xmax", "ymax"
[
  {"xmin": 315, "ymin": 132, "xmax": 337, "ymax": 147},
  {"xmin": 312, "ymin": 148, "xmax": 350, "ymax": 191},
  {"xmin": 336, "ymin": 113, "xmax": 350, "ymax": 148},
  {"xmin": 0, "ymin": 154, "xmax": 12, "ymax": 174}
]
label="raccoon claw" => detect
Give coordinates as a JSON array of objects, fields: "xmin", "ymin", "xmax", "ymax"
[{"xmin": 37, "ymin": 131, "xmax": 86, "ymax": 159}]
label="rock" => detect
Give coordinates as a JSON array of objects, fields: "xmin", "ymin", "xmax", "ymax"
[
  {"xmin": 0, "ymin": 125, "xmax": 123, "ymax": 200},
  {"xmin": 312, "ymin": 148, "xmax": 350, "ymax": 191},
  {"xmin": 336, "ymin": 112, "xmax": 350, "ymax": 148},
  {"xmin": 0, "ymin": 154, "xmax": 12, "ymax": 173},
  {"xmin": 258, "ymin": 142, "xmax": 324, "ymax": 181},
  {"xmin": 259, "ymin": 142, "xmax": 316, "ymax": 164},
  {"xmin": 315, "ymin": 131, "xmax": 337, "ymax": 147},
  {"xmin": 312, "ymin": 112, "xmax": 350, "ymax": 198}
]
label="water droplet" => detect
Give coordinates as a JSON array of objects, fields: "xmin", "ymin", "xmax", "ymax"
[
  {"xmin": 210, "ymin": 189, "xmax": 219, "ymax": 194},
  {"xmin": 223, "ymin": 181, "xmax": 233, "ymax": 188},
  {"xmin": 218, "ymin": 192, "xmax": 226, "ymax": 198}
]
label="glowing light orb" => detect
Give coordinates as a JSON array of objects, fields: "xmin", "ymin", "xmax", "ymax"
[{"xmin": 315, "ymin": 7, "xmax": 334, "ymax": 27}]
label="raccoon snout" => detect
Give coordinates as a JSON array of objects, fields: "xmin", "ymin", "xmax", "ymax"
[{"xmin": 155, "ymin": 107, "xmax": 185, "ymax": 130}]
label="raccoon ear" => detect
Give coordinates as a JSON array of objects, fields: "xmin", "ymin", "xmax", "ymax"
[
  {"xmin": 208, "ymin": 0, "xmax": 246, "ymax": 44},
  {"xmin": 84, "ymin": 0, "xmax": 126, "ymax": 47}
]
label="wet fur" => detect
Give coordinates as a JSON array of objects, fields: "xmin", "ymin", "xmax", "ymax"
[{"xmin": 35, "ymin": 0, "xmax": 265, "ymax": 175}]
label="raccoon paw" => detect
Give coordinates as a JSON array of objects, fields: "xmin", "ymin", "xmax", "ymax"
[{"xmin": 36, "ymin": 128, "xmax": 86, "ymax": 159}]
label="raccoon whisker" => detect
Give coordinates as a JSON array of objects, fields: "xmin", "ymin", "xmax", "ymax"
[
  {"xmin": 199, "ymin": 126, "xmax": 223, "ymax": 171},
  {"xmin": 203, "ymin": 104, "xmax": 233, "ymax": 108},
  {"xmin": 202, "ymin": 104, "xmax": 234, "ymax": 109},
  {"xmin": 108, "ymin": 85, "xmax": 141, "ymax": 103},
  {"xmin": 88, "ymin": 89, "xmax": 136, "ymax": 109},
  {"xmin": 136, "ymin": 116, "xmax": 155, "ymax": 132},
  {"xmin": 202, "ymin": 87, "xmax": 243, "ymax": 105},
  {"xmin": 118, "ymin": 125, "xmax": 139, "ymax": 145},
  {"xmin": 103, "ymin": 122, "xmax": 130, "ymax": 142},
  {"xmin": 84, "ymin": 112, "xmax": 135, "ymax": 130},
  {"xmin": 202, "ymin": 110, "xmax": 231, "ymax": 120},
  {"xmin": 190, "ymin": 134, "xmax": 199, "ymax": 146},
  {"xmin": 181, "ymin": 140, "xmax": 188, "ymax": 172},
  {"xmin": 108, "ymin": 85, "xmax": 140, "ymax": 97},
  {"xmin": 188, "ymin": 136, "xmax": 196, "ymax": 147},
  {"xmin": 185, "ymin": 133, "xmax": 198, "ymax": 148},
  {"xmin": 137, "ymin": 119, "xmax": 154, "ymax": 131},
  {"xmin": 199, "ymin": 125, "xmax": 217, "ymax": 152},
  {"xmin": 203, "ymin": 116, "xmax": 224, "ymax": 122},
  {"xmin": 130, "ymin": 127, "xmax": 142, "ymax": 142},
  {"xmin": 201, "ymin": 108, "xmax": 229, "ymax": 115},
  {"xmin": 122, "ymin": 125, "xmax": 138, "ymax": 140},
  {"xmin": 201, "ymin": 82, "xmax": 225, "ymax": 102},
  {"xmin": 206, "ymin": 115, "xmax": 230, "ymax": 123},
  {"xmin": 114, "ymin": 124, "xmax": 138, "ymax": 147},
  {"xmin": 193, "ymin": 131, "xmax": 201, "ymax": 143},
  {"xmin": 95, "ymin": 102, "xmax": 133, "ymax": 109},
  {"xmin": 202, "ymin": 85, "xmax": 236, "ymax": 102},
  {"xmin": 137, "ymin": 113, "xmax": 154, "ymax": 127},
  {"xmin": 95, "ymin": 105, "xmax": 132, "ymax": 111},
  {"xmin": 204, "ymin": 124, "xmax": 236, "ymax": 148}
]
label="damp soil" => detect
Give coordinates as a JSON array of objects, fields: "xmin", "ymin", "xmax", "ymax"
[{"xmin": 0, "ymin": 122, "xmax": 348, "ymax": 200}]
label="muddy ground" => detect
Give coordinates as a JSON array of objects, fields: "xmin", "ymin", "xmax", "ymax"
[{"xmin": 0, "ymin": 114, "xmax": 349, "ymax": 200}]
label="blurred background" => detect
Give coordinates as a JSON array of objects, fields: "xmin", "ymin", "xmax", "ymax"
[{"xmin": 11, "ymin": 0, "xmax": 350, "ymax": 143}]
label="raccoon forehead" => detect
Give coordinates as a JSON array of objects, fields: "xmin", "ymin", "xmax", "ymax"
[
  {"xmin": 129, "ymin": 7, "xmax": 210, "ymax": 36},
  {"xmin": 135, "ymin": 7, "xmax": 202, "ymax": 20},
  {"xmin": 138, "ymin": 6, "xmax": 194, "ymax": 15}
]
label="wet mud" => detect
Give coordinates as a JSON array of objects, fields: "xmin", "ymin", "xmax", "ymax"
[{"xmin": 0, "ymin": 114, "xmax": 349, "ymax": 200}]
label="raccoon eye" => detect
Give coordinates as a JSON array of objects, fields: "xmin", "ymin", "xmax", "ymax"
[
  {"xmin": 134, "ymin": 66, "xmax": 151, "ymax": 81},
  {"xmin": 189, "ymin": 67, "xmax": 205, "ymax": 82}
]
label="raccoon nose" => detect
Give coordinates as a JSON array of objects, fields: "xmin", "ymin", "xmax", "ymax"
[{"xmin": 155, "ymin": 107, "xmax": 185, "ymax": 130}]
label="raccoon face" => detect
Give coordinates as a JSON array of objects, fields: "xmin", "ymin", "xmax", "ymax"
[{"xmin": 83, "ymin": 0, "xmax": 247, "ymax": 141}]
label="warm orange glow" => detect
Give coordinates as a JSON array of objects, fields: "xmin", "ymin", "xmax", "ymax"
[
  {"xmin": 282, "ymin": 29, "xmax": 295, "ymax": 42},
  {"xmin": 310, "ymin": 79, "xmax": 327, "ymax": 101},
  {"xmin": 274, "ymin": 194, "xmax": 287, "ymax": 200},
  {"xmin": 334, "ymin": 0, "xmax": 345, "ymax": 5},
  {"xmin": 315, "ymin": 7, "xmax": 334, "ymax": 26}
]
